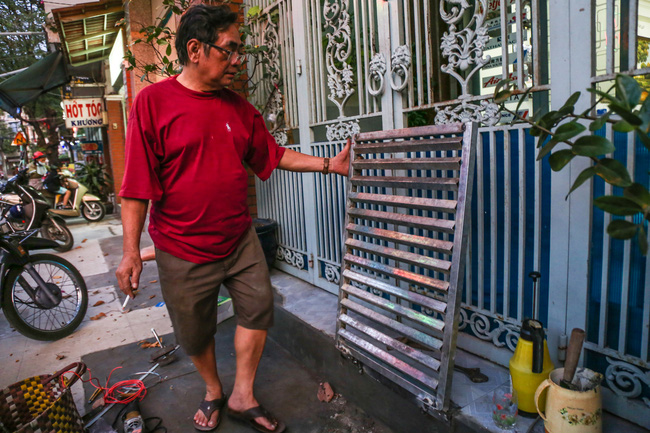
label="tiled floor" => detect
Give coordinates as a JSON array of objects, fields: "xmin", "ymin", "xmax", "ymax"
[{"xmin": 0, "ymin": 217, "xmax": 174, "ymax": 416}]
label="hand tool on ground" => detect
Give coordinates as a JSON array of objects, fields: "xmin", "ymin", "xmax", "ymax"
[
  {"xmin": 122, "ymin": 399, "xmax": 147, "ymax": 433},
  {"xmin": 87, "ymin": 386, "xmax": 103, "ymax": 405},
  {"xmin": 454, "ymin": 364, "xmax": 489, "ymax": 383},
  {"xmin": 149, "ymin": 328, "xmax": 179, "ymax": 366},
  {"xmin": 86, "ymin": 364, "xmax": 159, "ymax": 428},
  {"xmin": 560, "ymin": 328, "xmax": 585, "ymax": 390}
]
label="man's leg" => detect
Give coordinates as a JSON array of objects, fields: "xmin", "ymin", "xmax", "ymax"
[
  {"xmin": 227, "ymin": 326, "xmax": 278, "ymax": 431},
  {"xmin": 154, "ymin": 248, "xmax": 225, "ymax": 429},
  {"xmin": 191, "ymin": 338, "xmax": 224, "ymax": 429}
]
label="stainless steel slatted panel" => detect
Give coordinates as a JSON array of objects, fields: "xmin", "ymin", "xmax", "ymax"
[{"xmin": 336, "ymin": 123, "xmax": 477, "ymax": 412}]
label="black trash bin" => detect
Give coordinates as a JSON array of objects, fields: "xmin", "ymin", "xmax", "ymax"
[{"xmin": 253, "ymin": 218, "xmax": 278, "ymax": 269}]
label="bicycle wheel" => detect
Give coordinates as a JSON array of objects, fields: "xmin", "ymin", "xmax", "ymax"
[{"xmin": 2, "ymin": 254, "xmax": 88, "ymax": 340}]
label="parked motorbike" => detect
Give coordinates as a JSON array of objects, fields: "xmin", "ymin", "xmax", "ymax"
[
  {"xmin": 0, "ymin": 229, "xmax": 88, "ymax": 340},
  {"xmin": 0, "ymin": 169, "xmax": 74, "ymax": 252},
  {"xmin": 41, "ymin": 177, "xmax": 106, "ymax": 222}
]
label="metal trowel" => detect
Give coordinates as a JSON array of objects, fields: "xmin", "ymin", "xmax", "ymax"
[{"xmin": 149, "ymin": 328, "xmax": 179, "ymax": 366}]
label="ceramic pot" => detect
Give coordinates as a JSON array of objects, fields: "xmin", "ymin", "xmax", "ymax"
[{"xmin": 534, "ymin": 368, "xmax": 603, "ymax": 433}]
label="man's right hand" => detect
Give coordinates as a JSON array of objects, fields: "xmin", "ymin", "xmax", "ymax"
[{"xmin": 116, "ymin": 252, "xmax": 142, "ymax": 299}]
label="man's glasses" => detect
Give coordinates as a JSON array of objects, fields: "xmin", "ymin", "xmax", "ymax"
[{"xmin": 203, "ymin": 41, "xmax": 246, "ymax": 64}]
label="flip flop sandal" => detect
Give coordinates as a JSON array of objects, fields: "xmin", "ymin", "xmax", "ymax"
[
  {"xmin": 194, "ymin": 395, "xmax": 228, "ymax": 432},
  {"xmin": 228, "ymin": 405, "xmax": 286, "ymax": 433}
]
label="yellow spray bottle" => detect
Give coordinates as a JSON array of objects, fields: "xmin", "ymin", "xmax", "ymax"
[{"xmin": 509, "ymin": 272, "xmax": 554, "ymax": 416}]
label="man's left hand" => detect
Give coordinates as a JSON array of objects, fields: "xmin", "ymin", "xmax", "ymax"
[{"xmin": 330, "ymin": 138, "xmax": 351, "ymax": 177}]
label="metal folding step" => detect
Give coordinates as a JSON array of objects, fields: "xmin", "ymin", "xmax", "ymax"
[{"xmin": 336, "ymin": 123, "xmax": 477, "ymax": 414}]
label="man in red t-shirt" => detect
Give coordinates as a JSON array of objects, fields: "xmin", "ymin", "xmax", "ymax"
[{"xmin": 116, "ymin": 5, "xmax": 350, "ymax": 432}]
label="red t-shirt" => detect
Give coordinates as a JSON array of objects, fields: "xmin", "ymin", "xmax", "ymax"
[{"xmin": 119, "ymin": 76, "xmax": 286, "ymax": 263}]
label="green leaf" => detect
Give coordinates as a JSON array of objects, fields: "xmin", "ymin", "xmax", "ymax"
[
  {"xmin": 563, "ymin": 91, "xmax": 581, "ymax": 110},
  {"xmin": 609, "ymin": 102, "xmax": 643, "ymax": 125},
  {"xmin": 616, "ymin": 74, "xmax": 642, "ymax": 108},
  {"xmin": 537, "ymin": 131, "xmax": 550, "ymax": 146},
  {"xmin": 494, "ymin": 78, "xmax": 514, "ymax": 103},
  {"xmin": 530, "ymin": 119, "xmax": 546, "ymax": 137},
  {"xmin": 587, "ymin": 87, "xmax": 620, "ymax": 104},
  {"xmin": 635, "ymin": 127, "xmax": 650, "ymax": 151},
  {"xmin": 594, "ymin": 158, "xmax": 632, "ymax": 187},
  {"xmin": 513, "ymin": 87, "xmax": 534, "ymax": 119},
  {"xmin": 166, "ymin": 44, "xmax": 172, "ymax": 56},
  {"xmin": 607, "ymin": 219, "xmax": 638, "ymax": 239},
  {"xmin": 537, "ymin": 140, "xmax": 559, "ymax": 160},
  {"xmin": 494, "ymin": 77, "xmax": 512, "ymax": 94},
  {"xmin": 572, "ymin": 135, "xmax": 616, "ymax": 157},
  {"xmin": 594, "ymin": 196, "xmax": 642, "ymax": 215},
  {"xmin": 557, "ymin": 91, "xmax": 581, "ymax": 116},
  {"xmin": 566, "ymin": 166, "xmax": 596, "ymax": 198},
  {"xmin": 589, "ymin": 110, "xmax": 611, "ymax": 131},
  {"xmin": 549, "ymin": 149, "xmax": 575, "ymax": 171},
  {"xmin": 551, "ymin": 121, "xmax": 586, "ymax": 143},
  {"xmin": 623, "ymin": 183, "xmax": 650, "ymax": 208},
  {"xmin": 539, "ymin": 110, "xmax": 561, "ymax": 128},
  {"xmin": 247, "ymin": 6, "xmax": 262, "ymax": 18},
  {"xmin": 612, "ymin": 120, "xmax": 635, "ymax": 133},
  {"xmin": 495, "ymin": 89, "xmax": 514, "ymax": 104},
  {"xmin": 638, "ymin": 226, "xmax": 649, "ymax": 255}
]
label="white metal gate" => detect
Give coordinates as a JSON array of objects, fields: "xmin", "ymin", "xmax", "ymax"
[{"xmin": 250, "ymin": 0, "xmax": 650, "ymax": 425}]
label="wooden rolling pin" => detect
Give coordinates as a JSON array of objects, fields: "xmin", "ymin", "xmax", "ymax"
[{"xmin": 561, "ymin": 328, "xmax": 585, "ymax": 389}]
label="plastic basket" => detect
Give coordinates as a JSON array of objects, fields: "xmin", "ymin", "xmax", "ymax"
[{"xmin": 0, "ymin": 362, "xmax": 86, "ymax": 433}]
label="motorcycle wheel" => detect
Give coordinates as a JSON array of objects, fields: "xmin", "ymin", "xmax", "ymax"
[
  {"xmin": 41, "ymin": 220, "xmax": 74, "ymax": 252},
  {"xmin": 81, "ymin": 201, "xmax": 106, "ymax": 222},
  {"xmin": 2, "ymin": 254, "xmax": 88, "ymax": 341}
]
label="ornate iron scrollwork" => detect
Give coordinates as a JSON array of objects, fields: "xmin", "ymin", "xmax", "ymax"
[
  {"xmin": 605, "ymin": 357, "xmax": 650, "ymax": 408},
  {"xmin": 326, "ymin": 120, "xmax": 360, "ymax": 142},
  {"xmin": 437, "ymin": 0, "xmax": 501, "ymax": 126},
  {"xmin": 324, "ymin": 263, "xmax": 341, "ymax": 284},
  {"xmin": 262, "ymin": 13, "xmax": 287, "ymax": 145},
  {"xmin": 389, "ymin": 45, "xmax": 411, "ymax": 92},
  {"xmin": 367, "ymin": 53, "xmax": 387, "ymax": 97},
  {"xmin": 458, "ymin": 308, "xmax": 520, "ymax": 352},
  {"xmin": 276, "ymin": 246, "xmax": 305, "ymax": 270},
  {"xmin": 323, "ymin": 0, "xmax": 359, "ymax": 142},
  {"xmin": 434, "ymin": 99, "xmax": 501, "ymax": 126}
]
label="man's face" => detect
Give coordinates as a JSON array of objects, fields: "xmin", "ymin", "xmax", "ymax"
[
  {"xmin": 198, "ymin": 23, "xmax": 243, "ymax": 90},
  {"xmin": 37, "ymin": 157, "xmax": 46, "ymax": 165}
]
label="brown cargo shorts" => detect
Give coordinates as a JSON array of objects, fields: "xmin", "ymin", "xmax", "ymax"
[{"xmin": 155, "ymin": 227, "xmax": 274, "ymax": 356}]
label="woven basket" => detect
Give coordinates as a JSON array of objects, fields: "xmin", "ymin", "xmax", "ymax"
[{"xmin": 0, "ymin": 362, "xmax": 86, "ymax": 433}]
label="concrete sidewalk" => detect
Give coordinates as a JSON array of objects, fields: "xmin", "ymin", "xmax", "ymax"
[
  {"xmin": 0, "ymin": 215, "xmax": 391, "ymax": 433},
  {"xmin": 0, "ymin": 216, "xmax": 169, "ymax": 413}
]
